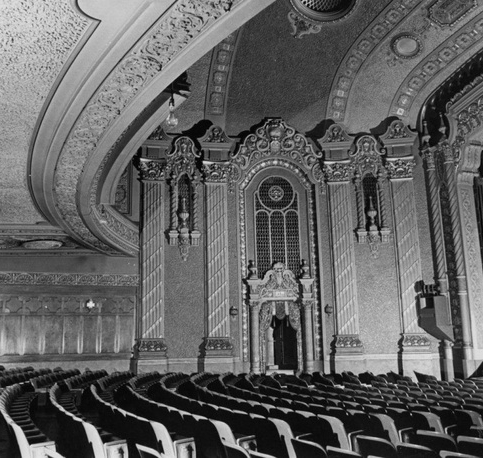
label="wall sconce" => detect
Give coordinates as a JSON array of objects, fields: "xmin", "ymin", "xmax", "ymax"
[
  {"xmin": 85, "ymin": 299, "xmax": 96, "ymax": 310},
  {"xmin": 324, "ymin": 304, "xmax": 334, "ymax": 315},
  {"xmin": 229, "ymin": 306, "xmax": 239, "ymax": 320},
  {"xmin": 165, "ymin": 87, "xmax": 179, "ymax": 130}
]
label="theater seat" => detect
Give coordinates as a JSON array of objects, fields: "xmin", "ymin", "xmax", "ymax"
[
  {"xmin": 326, "ymin": 446, "xmax": 362, "ymax": 457},
  {"xmin": 355, "ymin": 435, "xmax": 397, "ymax": 458}
]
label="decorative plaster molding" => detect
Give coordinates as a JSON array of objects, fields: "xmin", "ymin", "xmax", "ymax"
[
  {"xmin": 53, "ymin": 0, "xmax": 234, "ymax": 253},
  {"xmin": 390, "ymin": 12, "xmax": 483, "ymax": 118},
  {"xmin": 0, "ymin": 272, "xmax": 139, "ymax": 287},
  {"xmin": 402, "ymin": 333, "xmax": 431, "ymax": 347},
  {"xmin": 327, "ymin": 0, "xmax": 422, "ymax": 121},
  {"xmin": 205, "ymin": 31, "xmax": 241, "ymax": 125},
  {"xmin": 386, "ymin": 158, "xmax": 416, "ymax": 179},
  {"xmin": 231, "ymin": 119, "xmax": 322, "ymax": 177}
]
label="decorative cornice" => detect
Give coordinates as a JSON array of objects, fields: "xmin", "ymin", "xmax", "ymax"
[{"xmin": 0, "ymin": 272, "xmax": 139, "ymax": 287}]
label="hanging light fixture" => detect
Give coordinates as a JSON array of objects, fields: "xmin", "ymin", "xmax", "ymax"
[{"xmin": 165, "ymin": 86, "xmax": 179, "ymax": 129}]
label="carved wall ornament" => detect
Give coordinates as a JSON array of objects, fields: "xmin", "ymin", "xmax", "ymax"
[
  {"xmin": 135, "ymin": 338, "xmax": 168, "ymax": 355},
  {"xmin": 323, "ymin": 162, "xmax": 354, "ymax": 182},
  {"xmin": 386, "ymin": 158, "xmax": 416, "ymax": 179},
  {"xmin": 204, "ymin": 337, "xmax": 234, "ymax": 352},
  {"xmin": 320, "ymin": 123, "xmax": 353, "ymax": 143},
  {"xmin": 335, "ymin": 334, "xmax": 363, "ymax": 349},
  {"xmin": 451, "ymin": 95, "xmax": 483, "ymax": 161},
  {"xmin": 166, "ymin": 136, "xmax": 202, "ymax": 260},
  {"xmin": 203, "ymin": 162, "xmax": 239, "ymax": 185},
  {"xmin": 350, "ymin": 135, "xmax": 385, "ymax": 178},
  {"xmin": 254, "ymin": 262, "xmax": 300, "ymax": 299},
  {"xmin": 137, "ymin": 158, "xmax": 167, "ymax": 181},
  {"xmin": 402, "ymin": 333, "xmax": 431, "ymax": 347},
  {"xmin": 231, "ymin": 119, "xmax": 322, "ymax": 178}
]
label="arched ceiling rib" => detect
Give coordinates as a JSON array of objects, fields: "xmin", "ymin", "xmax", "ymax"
[{"xmin": 29, "ymin": 0, "xmax": 276, "ymax": 255}]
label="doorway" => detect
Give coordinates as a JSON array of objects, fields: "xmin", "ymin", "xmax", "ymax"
[{"xmin": 272, "ymin": 316, "xmax": 297, "ymax": 370}]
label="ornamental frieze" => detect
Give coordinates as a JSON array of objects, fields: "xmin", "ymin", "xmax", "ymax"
[
  {"xmin": 0, "ymin": 272, "xmax": 139, "ymax": 287},
  {"xmin": 136, "ymin": 338, "xmax": 168, "ymax": 353}
]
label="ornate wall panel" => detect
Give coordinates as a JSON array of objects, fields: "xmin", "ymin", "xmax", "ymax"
[{"xmin": 0, "ymin": 294, "xmax": 135, "ymax": 358}]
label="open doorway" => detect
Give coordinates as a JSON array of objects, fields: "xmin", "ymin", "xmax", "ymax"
[{"xmin": 272, "ymin": 316, "xmax": 297, "ymax": 370}]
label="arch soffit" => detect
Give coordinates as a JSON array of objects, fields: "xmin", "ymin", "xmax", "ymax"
[
  {"xmin": 327, "ymin": 0, "xmax": 483, "ymax": 128},
  {"xmin": 446, "ymin": 80, "xmax": 483, "ymax": 182},
  {"xmin": 30, "ymin": 0, "xmax": 276, "ymax": 256}
]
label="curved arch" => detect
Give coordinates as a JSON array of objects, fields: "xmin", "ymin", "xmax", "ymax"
[{"xmin": 29, "ymin": 0, "xmax": 276, "ymax": 255}]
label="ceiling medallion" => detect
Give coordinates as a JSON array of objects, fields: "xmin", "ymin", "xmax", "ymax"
[
  {"xmin": 288, "ymin": 0, "xmax": 358, "ymax": 38},
  {"xmin": 391, "ymin": 34, "xmax": 423, "ymax": 59}
]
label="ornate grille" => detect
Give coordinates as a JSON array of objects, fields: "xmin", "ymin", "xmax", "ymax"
[{"xmin": 255, "ymin": 177, "xmax": 301, "ymax": 277}]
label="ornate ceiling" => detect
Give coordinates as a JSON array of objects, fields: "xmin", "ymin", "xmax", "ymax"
[{"xmin": 1, "ymin": 0, "xmax": 482, "ymax": 256}]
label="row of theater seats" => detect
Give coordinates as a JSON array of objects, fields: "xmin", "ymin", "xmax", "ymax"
[{"xmin": 2, "ymin": 366, "xmax": 483, "ymax": 457}]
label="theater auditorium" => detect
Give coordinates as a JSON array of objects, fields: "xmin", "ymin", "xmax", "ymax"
[{"xmin": 3, "ymin": 0, "xmax": 483, "ymax": 456}]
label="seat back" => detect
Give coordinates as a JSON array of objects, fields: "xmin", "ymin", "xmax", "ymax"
[
  {"xmin": 355, "ymin": 434, "xmax": 397, "ymax": 458},
  {"xmin": 291, "ymin": 438, "xmax": 327, "ymax": 458},
  {"xmin": 414, "ymin": 430, "xmax": 457, "ymax": 453},
  {"xmin": 457, "ymin": 435, "xmax": 483, "ymax": 457}
]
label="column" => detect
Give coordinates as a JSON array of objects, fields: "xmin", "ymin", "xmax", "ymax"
[
  {"xmin": 324, "ymin": 163, "xmax": 363, "ymax": 353},
  {"xmin": 249, "ymin": 300, "xmax": 261, "ymax": 373},
  {"xmin": 421, "ymin": 146, "xmax": 453, "ymax": 379},
  {"xmin": 387, "ymin": 158, "xmax": 431, "ymax": 372},
  {"xmin": 132, "ymin": 158, "xmax": 167, "ymax": 372},
  {"xmin": 442, "ymin": 142, "xmax": 474, "ymax": 376},
  {"xmin": 202, "ymin": 165, "xmax": 234, "ymax": 362}
]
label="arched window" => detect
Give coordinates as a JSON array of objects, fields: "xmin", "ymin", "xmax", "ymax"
[{"xmin": 254, "ymin": 176, "xmax": 301, "ymax": 277}]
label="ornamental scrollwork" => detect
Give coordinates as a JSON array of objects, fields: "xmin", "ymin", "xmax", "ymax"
[
  {"xmin": 350, "ymin": 135, "xmax": 385, "ymax": 178},
  {"xmin": 255, "ymin": 262, "xmax": 299, "ymax": 299},
  {"xmin": 231, "ymin": 118, "xmax": 322, "ymax": 173}
]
